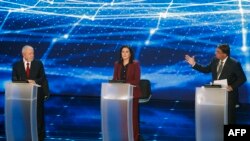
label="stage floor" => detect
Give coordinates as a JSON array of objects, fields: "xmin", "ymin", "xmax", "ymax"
[{"xmin": 0, "ymin": 94, "xmax": 249, "ymax": 141}]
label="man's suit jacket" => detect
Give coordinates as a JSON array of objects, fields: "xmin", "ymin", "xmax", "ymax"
[
  {"xmin": 12, "ymin": 59, "xmax": 50, "ymax": 99},
  {"xmin": 193, "ymin": 57, "xmax": 247, "ymax": 95},
  {"xmin": 113, "ymin": 61, "xmax": 141, "ymax": 98}
]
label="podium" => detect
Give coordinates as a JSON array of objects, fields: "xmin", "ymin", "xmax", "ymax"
[
  {"xmin": 101, "ymin": 83, "xmax": 134, "ymax": 141},
  {"xmin": 5, "ymin": 83, "xmax": 40, "ymax": 141},
  {"xmin": 195, "ymin": 87, "xmax": 228, "ymax": 141}
]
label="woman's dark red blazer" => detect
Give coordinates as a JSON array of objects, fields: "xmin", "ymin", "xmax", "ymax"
[{"xmin": 113, "ymin": 61, "xmax": 141, "ymax": 98}]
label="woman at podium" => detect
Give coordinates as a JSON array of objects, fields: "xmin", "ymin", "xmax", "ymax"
[{"xmin": 113, "ymin": 45, "xmax": 141, "ymax": 141}]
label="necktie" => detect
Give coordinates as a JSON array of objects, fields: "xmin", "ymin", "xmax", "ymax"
[
  {"xmin": 217, "ymin": 61, "xmax": 223, "ymax": 79},
  {"xmin": 26, "ymin": 63, "xmax": 30, "ymax": 79}
]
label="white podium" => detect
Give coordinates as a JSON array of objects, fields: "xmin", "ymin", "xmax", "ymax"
[
  {"xmin": 101, "ymin": 83, "xmax": 134, "ymax": 141},
  {"xmin": 195, "ymin": 87, "xmax": 228, "ymax": 141},
  {"xmin": 5, "ymin": 83, "xmax": 40, "ymax": 141}
]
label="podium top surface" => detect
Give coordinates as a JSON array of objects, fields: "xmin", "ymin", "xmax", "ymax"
[
  {"xmin": 196, "ymin": 87, "xmax": 228, "ymax": 106},
  {"xmin": 102, "ymin": 82, "xmax": 135, "ymax": 87},
  {"xmin": 6, "ymin": 82, "xmax": 41, "ymax": 87},
  {"xmin": 196, "ymin": 86, "xmax": 226, "ymax": 90},
  {"xmin": 101, "ymin": 83, "xmax": 134, "ymax": 100},
  {"xmin": 5, "ymin": 82, "xmax": 40, "ymax": 100}
]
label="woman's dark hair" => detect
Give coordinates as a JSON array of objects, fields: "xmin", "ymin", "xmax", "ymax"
[
  {"xmin": 119, "ymin": 45, "xmax": 134, "ymax": 64},
  {"xmin": 217, "ymin": 44, "xmax": 230, "ymax": 56}
]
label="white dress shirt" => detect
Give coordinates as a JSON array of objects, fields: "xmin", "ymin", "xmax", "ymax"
[{"xmin": 23, "ymin": 58, "xmax": 31, "ymax": 70}]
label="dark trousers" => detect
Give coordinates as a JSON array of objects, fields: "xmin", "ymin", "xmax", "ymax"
[
  {"xmin": 227, "ymin": 92, "xmax": 236, "ymax": 124},
  {"xmin": 37, "ymin": 90, "xmax": 45, "ymax": 141},
  {"xmin": 133, "ymin": 98, "xmax": 139, "ymax": 141}
]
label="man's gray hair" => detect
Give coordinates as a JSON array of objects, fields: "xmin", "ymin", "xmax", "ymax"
[{"xmin": 22, "ymin": 45, "xmax": 34, "ymax": 54}]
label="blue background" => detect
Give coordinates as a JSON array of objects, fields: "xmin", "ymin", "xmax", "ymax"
[{"xmin": 0, "ymin": 0, "xmax": 249, "ymax": 102}]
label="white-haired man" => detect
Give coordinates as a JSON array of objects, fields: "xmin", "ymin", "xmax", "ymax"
[{"xmin": 12, "ymin": 45, "xmax": 49, "ymax": 141}]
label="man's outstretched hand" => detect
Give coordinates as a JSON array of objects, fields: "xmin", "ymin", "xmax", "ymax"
[{"xmin": 185, "ymin": 55, "xmax": 196, "ymax": 66}]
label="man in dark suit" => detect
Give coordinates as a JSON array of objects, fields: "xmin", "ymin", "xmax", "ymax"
[
  {"xmin": 185, "ymin": 44, "xmax": 246, "ymax": 124},
  {"xmin": 12, "ymin": 45, "xmax": 49, "ymax": 141}
]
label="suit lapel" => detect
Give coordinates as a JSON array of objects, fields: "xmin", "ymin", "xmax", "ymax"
[
  {"xmin": 126, "ymin": 64, "xmax": 131, "ymax": 81},
  {"xmin": 30, "ymin": 61, "xmax": 34, "ymax": 78},
  {"xmin": 212, "ymin": 59, "xmax": 219, "ymax": 80},
  {"xmin": 19, "ymin": 60, "xmax": 27, "ymax": 78},
  {"xmin": 117, "ymin": 64, "xmax": 121, "ymax": 80}
]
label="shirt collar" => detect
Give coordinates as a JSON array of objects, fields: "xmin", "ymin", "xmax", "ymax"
[
  {"xmin": 23, "ymin": 58, "xmax": 31, "ymax": 64},
  {"xmin": 221, "ymin": 56, "xmax": 228, "ymax": 63}
]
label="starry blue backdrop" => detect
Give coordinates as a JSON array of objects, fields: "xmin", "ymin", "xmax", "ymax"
[{"xmin": 0, "ymin": 0, "xmax": 249, "ymax": 102}]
